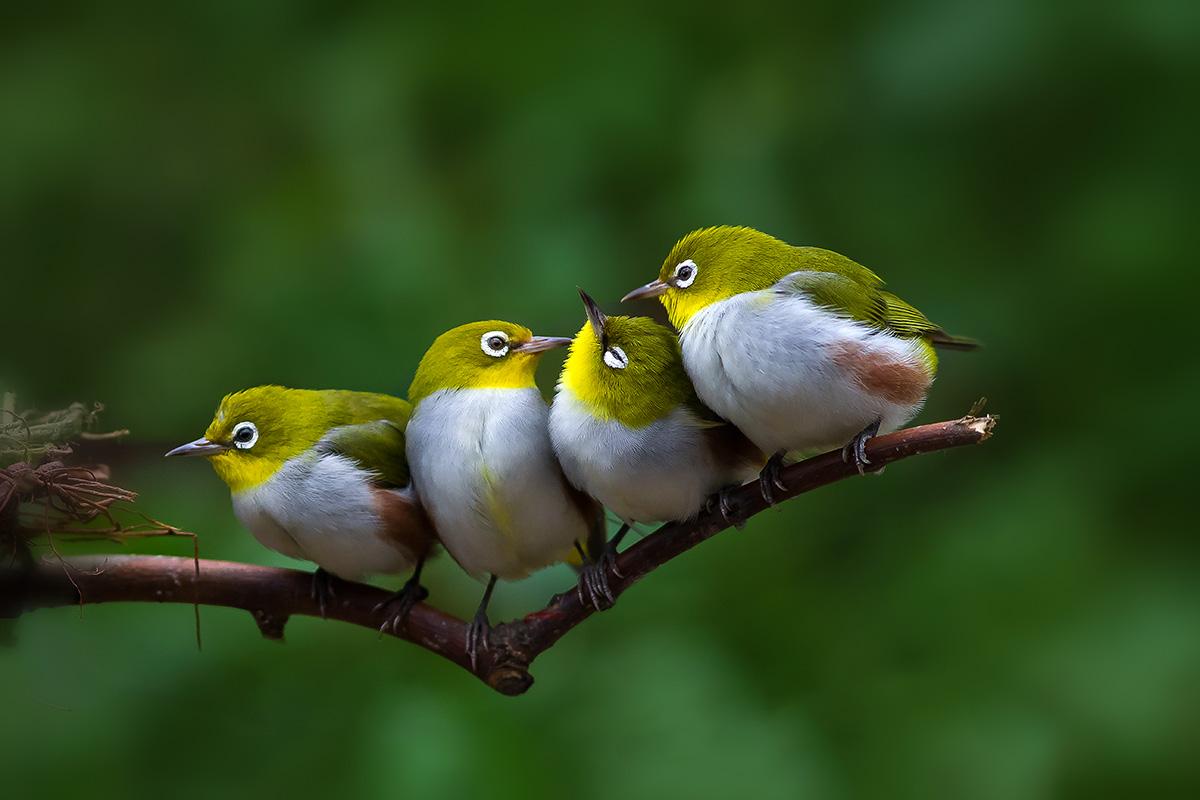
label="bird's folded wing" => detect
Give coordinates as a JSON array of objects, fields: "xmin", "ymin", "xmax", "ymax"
[
  {"xmin": 776, "ymin": 270, "xmax": 941, "ymax": 339},
  {"xmin": 317, "ymin": 419, "xmax": 410, "ymax": 488},
  {"xmin": 329, "ymin": 390, "xmax": 413, "ymax": 428}
]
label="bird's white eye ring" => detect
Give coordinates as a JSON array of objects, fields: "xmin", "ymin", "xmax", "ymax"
[
  {"xmin": 232, "ymin": 421, "xmax": 259, "ymax": 450},
  {"xmin": 673, "ymin": 259, "xmax": 697, "ymax": 288},
  {"xmin": 480, "ymin": 330, "xmax": 510, "ymax": 358},
  {"xmin": 603, "ymin": 346, "xmax": 629, "ymax": 370}
]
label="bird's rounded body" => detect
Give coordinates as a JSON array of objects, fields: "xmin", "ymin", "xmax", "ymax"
[
  {"xmin": 407, "ymin": 319, "xmax": 601, "ymax": 656},
  {"xmin": 549, "ymin": 293, "xmax": 762, "ymax": 525},
  {"xmin": 407, "ymin": 386, "xmax": 589, "ymax": 580},
  {"xmin": 550, "ymin": 388, "xmax": 758, "ymax": 524},
  {"xmin": 406, "ymin": 320, "xmax": 599, "ymax": 589},
  {"xmin": 625, "ymin": 226, "xmax": 972, "ymax": 461},
  {"xmin": 679, "ymin": 285, "xmax": 933, "ymax": 456},
  {"xmin": 231, "ymin": 448, "xmax": 427, "ymax": 581},
  {"xmin": 167, "ymin": 386, "xmax": 434, "ymax": 583}
]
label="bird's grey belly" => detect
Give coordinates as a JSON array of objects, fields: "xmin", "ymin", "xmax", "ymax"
[
  {"xmin": 232, "ymin": 494, "xmax": 307, "ymax": 561},
  {"xmin": 408, "ymin": 389, "xmax": 587, "ymax": 580},
  {"xmin": 550, "ymin": 395, "xmax": 720, "ymax": 523},
  {"xmin": 231, "ymin": 455, "xmax": 416, "ymax": 581},
  {"xmin": 681, "ymin": 293, "xmax": 926, "ymax": 454}
]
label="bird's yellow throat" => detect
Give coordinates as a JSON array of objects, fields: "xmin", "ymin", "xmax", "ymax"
[
  {"xmin": 409, "ymin": 352, "xmax": 542, "ymax": 405},
  {"xmin": 209, "ymin": 451, "xmax": 284, "ymax": 495},
  {"xmin": 660, "ymin": 287, "xmax": 720, "ymax": 331}
]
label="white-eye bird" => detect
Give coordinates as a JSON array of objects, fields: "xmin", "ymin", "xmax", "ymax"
[
  {"xmin": 550, "ymin": 290, "xmax": 763, "ymax": 582},
  {"xmin": 165, "ymin": 386, "xmax": 436, "ymax": 630},
  {"xmin": 405, "ymin": 320, "xmax": 606, "ymax": 664},
  {"xmin": 623, "ymin": 226, "xmax": 976, "ymax": 502}
]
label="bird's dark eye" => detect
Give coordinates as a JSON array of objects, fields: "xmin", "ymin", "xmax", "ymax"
[
  {"xmin": 674, "ymin": 259, "xmax": 698, "ymax": 287},
  {"xmin": 480, "ymin": 330, "xmax": 510, "ymax": 357},
  {"xmin": 231, "ymin": 421, "xmax": 259, "ymax": 449}
]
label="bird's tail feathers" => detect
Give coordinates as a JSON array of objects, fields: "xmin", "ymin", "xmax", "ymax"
[{"xmin": 928, "ymin": 330, "xmax": 981, "ymax": 351}]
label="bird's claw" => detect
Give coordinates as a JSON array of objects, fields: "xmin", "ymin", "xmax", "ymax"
[
  {"xmin": 466, "ymin": 611, "xmax": 491, "ymax": 671},
  {"xmin": 707, "ymin": 488, "xmax": 745, "ymax": 529},
  {"xmin": 310, "ymin": 568, "xmax": 338, "ymax": 618},
  {"xmin": 577, "ymin": 552, "xmax": 617, "ymax": 612},
  {"xmin": 608, "ymin": 548, "xmax": 625, "ymax": 580},
  {"xmin": 759, "ymin": 474, "xmax": 776, "ymax": 506},
  {"xmin": 841, "ymin": 437, "xmax": 870, "ymax": 474},
  {"xmin": 373, "ymin": 579, "xmax": 429, "ymax": 636},
  {"xmin": 758, "ymin": 453, "xmax": 787, "ymax": 506},
  {"xmin": 841, "ymin": 419, "xmax": 882, "ymax": 476}
]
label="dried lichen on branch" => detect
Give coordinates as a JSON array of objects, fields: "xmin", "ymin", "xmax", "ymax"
[
  {"xmin": 3, "ymin": 412, "xmax": 996, "ymax": 696},
  {"xmin": 1, "ymin": 397, "xmax": 197, "ymax": 636},
  {"xmin": 1, "ymin": 398, "xmax": 183, "ymax": 545}
]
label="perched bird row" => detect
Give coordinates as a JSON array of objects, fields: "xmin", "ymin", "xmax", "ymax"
[{"xmin": 167, "ymin": 226, "xmax": 974, "ymax": 665}]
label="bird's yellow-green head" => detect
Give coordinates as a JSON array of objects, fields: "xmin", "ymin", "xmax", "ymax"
[
  {"xmin": 622, "ymin": 226, "xmax": 797, "ymax": 329},
  {"xmin": 560, "ymin": 290, "xmax": 696, "ymax": 429},
  {"xmin": 165, "ymin": 386, "xmax": 411, "ymax": 494},
  {"xmin": 408, "ymin": 320, "xmax": 571, "ymax": 405}
]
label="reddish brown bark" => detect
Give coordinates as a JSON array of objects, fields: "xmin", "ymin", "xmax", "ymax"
[{"xmin": 3, "ymin": 415, "xmax": 996, "ymax": 696}]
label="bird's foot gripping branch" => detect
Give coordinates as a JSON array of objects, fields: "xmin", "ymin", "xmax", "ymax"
[{"xmin": 2, "ymin": 413, "xmax": 995, "ymax": 696}]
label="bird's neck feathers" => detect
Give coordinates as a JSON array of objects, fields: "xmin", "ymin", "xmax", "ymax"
[
  {"xmin": 408, "ymin": 352, "xmax": 541, "ymax": 406},
  {"xmin": 210, "ymin": 451, "xmax": 286, "ymax": 495}
]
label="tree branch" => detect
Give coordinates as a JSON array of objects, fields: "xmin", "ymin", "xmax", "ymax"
[{"xmin": 2, "ymin": 414, "xmax": 996, "ymax": 696}]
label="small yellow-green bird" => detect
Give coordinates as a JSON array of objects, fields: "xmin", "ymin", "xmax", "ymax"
[
  {"xmin": 550, "ymin": 290, "xmax": 763, "ymax": 580},
  {"xmin": 405, "ymin": 321, "xmax": 606, "ymax": 665},
  {"xmin": 165, "ymin": 386, "xmax": 436, "ymax": 629},
  {"xmin": 623, "ymin": 226, "xmax": 976, "ymax": 501}
]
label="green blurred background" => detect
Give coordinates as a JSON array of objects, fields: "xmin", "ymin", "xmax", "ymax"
[{"xmin": 3, "ymin": 2, "xmax": 1198, "ymax": 798}]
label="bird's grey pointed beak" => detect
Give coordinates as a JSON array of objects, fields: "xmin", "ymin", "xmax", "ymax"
[
  {"xmin": 164, "ymin": 437, "xmax": 228, "ymax": 458},
  {"xmin": 577, "ymin": 288, "xmax": 607, "ymax": 339},
  {"xmin": 621, "ymin": 279, "xmax": 669, "ymax": 303},
  {"xmin": 515, "ymin": 335, "xmax": 572, "ymax": 354}
]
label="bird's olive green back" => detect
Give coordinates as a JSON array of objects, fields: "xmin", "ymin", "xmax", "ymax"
[
  {"xmin": 658, "ymin": 226, "xmax": 945, "ymax": 341},
  {"xmin": 203, "ymin": 386, "xmax": 411, "ymax": 493},
  {"xmin": 560, "ymin": 315, "xmax": 715, "ymax": 429}
]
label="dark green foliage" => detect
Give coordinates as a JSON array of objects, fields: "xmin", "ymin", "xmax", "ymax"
[{"xmin": 2, "ymin": 2, "xmax": 1197, "ymax": 798}]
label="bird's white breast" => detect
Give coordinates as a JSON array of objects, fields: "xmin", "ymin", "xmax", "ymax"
[
  {"xmin": 679, "ymin": 285, "xmax": 929, "ymax": 456},
  {"xmin": 549, "ymin": 389, "xmax": 748, "ymax": 524},
  {"xmin": 231, "ymin": 452, "xmax": 417, "ymax": 581},
  {"xmin": 406, "ymin": 387, "xmax": 588, "ymax": 580}
]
